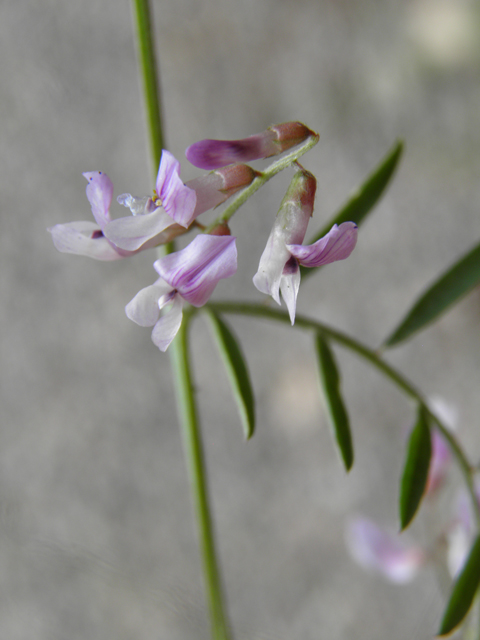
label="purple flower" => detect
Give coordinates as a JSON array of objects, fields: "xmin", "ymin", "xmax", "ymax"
[
  {"xmin": 186, "ymin": 122, "xmax": 315, "ymax": 170},
  {"xmin": 104, "ymin": 153, "xmax": 257, "ymax": 252},
  {"xmin": 125, "ymin": 234, "xmax": 237, "ymax": 351},
  {"xmin": 345, "ymin": 517, "xmax": 424, "ymax": 584},
  {"xmin": 103, "ymin": 150, "xmax": 196, "ymax": 252},
  {"xmin": 253, "ymin": 170, "xmax": 357, "ymax": 323},
  {"xmin": 48, "ymin": 171, "xmax": 184, "ymax": 261},
  {"xmin": 49, "ymin": 172, "xmax": 130, "ymax": 261}
]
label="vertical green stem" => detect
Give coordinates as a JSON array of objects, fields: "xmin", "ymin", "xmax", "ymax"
[
  {"xmin": 131, "ymin": 2, "xmax": 228, "ymax": 635},
  {"xmin": 169, "ymin": 320, "xmax": 232, "ymax": 640},
  {"xmin": 131, "ymin": 0, "xmax": 165, "ymax": 172}
]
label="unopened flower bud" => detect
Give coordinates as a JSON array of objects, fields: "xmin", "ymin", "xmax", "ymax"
[
  {"xmin": 185, "ymin": 163, "xmax": 258, "ymax": 216},
  {"xmin": 275, "ymin": 169, "xmax": 317, "ymax": 234},
  {"xmin": 185, "ymin": 122, "xmax": 316, "ymax": 170},
  {"xmin": 208, "ymin": 222, "xmax": 232, "ymax": 236},
  {"xmin": 268, "ymin": 122, "xmax": 316, "ymax": 154},
  {"xmin": 214, "ymin": 163, "xmax": 260, "ymax": 196}
]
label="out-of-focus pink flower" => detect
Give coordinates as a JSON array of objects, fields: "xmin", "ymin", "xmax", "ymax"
[
  {"xmin": 345, "ymin": 517, "xmax": 424, "ymax": 584},
  {"xmin": 186, "ymin": 122, "xmax": 315, "ymax": 170},
  {"xmin": 104, "ymin": 154, "xmax": 257, "ymax": 252},
  {"xmin": 125, "ymin": 234, "xmax": 237, "ymax": 351},
  {"xmin": 253, "ymin": 170, "xmax": 357, "ymax": 324},
  {"xmin": 447, "ymin": 478, "xmax": 480, "ymax": 577},
  {"xmin": 425, "ymin": 397, "xmax": 458, "ymax": 495}
]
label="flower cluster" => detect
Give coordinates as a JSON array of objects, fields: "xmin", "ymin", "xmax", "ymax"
[{"xmin": 49, "ymin": 123, "xmax": 358, "ymax": 350}]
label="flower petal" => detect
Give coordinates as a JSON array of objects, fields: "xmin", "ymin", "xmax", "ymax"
[
  {"xmin": 154, "ymin": 234, "xmax": 237, "ymax": 307},
  {"xmin": 156, "ymin": 150, "xmax": 196, "ymax": 227},
  {"xmin": 345, "ymin": 517, "xmax": 424, "ymax": 584},
  {"xmin": 185, "ymin": 135, "xmax": 268, "ymax": 170},
  {"xmin": 280, "ymin": 259, "xmax": 301, "ymax": 325},
  {"xmin": 83, "ymin": 172, "xmax": 113, "ymax": 229},
  {"xmin": 48, "ymin": 221, "xmax": 123, "ymax": 261},
  {"xmin": 288, "ymin": 222, "xmax": 358, "ymax": 268},
  {"xmin": 252, "ymin": 224, "xmax": 292, "ymax": 305},
  {"xmin": 151, "ymin": 295, "xmax": 184, "ymax": 351},
  {"xmin": 103, "ymin": 208, "xmax": 176, "ymax": 251},
  {"xmin": 125, "ymin": 281, "xmax": 172, "ymax": 327}
]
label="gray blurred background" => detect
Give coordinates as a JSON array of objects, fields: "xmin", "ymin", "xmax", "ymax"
[{"xmin": 2, "ymin": 0, "xmax": 480, "ymax": 638}]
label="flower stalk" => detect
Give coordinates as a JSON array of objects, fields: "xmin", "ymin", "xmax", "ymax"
[
  {"xmin": 131, "ymin": 0, "xmax": 165, "ymax": 172},
  {"xmin": 131, "ymin": 2, "xmax": 232, "ymax": 638},
  {"xmin": 169, "ymin": 318, "xmax": 232, "ymax": 640}
]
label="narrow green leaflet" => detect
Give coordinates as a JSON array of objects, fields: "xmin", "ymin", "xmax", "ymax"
[
  {"xmin": 438, "ymin": 535, "xmax": 480, "ymax": 636},
  {"xmin": 301, "ymin": 140, "xmax": 403, "ymax": 281},
  {"xmin": 315, "ymin": 334, "xmax": 353, "ymax": 471},
  {"xmin": 399, "ymin": 406, "xmax": 431, "ymax": 530},
  {"xmin": 205, "ymin": 309, "xmax": 255, "ymax": 440},
  {"xmin": 385, "ymin": 241, "xmax": 480, "ymax": 347}
]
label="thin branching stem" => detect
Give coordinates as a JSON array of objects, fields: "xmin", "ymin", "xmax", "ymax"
[{"xmin": 208, "ymin": 301, "xmax": 480, "ymax": 528}]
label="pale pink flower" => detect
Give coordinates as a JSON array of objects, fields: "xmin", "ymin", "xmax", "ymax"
[
  {"xmin": 48, "ymin": 171, "xmax": 184, "ymax": 261},
  {"xmin": 126, "ymin": 234, "xmax": 237, "ymax": 351}
]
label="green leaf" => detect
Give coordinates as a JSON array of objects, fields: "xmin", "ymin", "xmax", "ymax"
[
  {"xmin": 385, "ymin": 241, "xmax": 480, "ymax": 347},
  {"xmin": 301, "ymin": 140, "xmax": 403, "ymax": 281},
  {"xmin": 205, "ymin": 310, "xmax": 255, "ymax": 440},
  {"xmin": 399, "ymin": 406, "xmax": 431, "ymax": 530},
  {"xmin": 315, "ymin": 334, "xmax": 353, "ymax": 471},
  {"xmin": 438, "ymin": 535, "xmax": 480, "ymax": 636}
]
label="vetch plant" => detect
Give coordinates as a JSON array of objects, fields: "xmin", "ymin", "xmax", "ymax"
[{"xmin": 49, "ymin": 0, "xmax": 480, "ymax": 637}]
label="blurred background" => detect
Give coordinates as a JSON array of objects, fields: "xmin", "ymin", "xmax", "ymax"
[{"xmin": 2, "ymin": 0, "xmax": 480, "ymax": 637}]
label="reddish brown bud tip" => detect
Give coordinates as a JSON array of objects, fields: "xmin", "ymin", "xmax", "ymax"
[
  {"xmin": 269, "ymin": 122, "xmax": 317, "ymax": 154},
  {"xmin": 298, "ymin": 171, "xmax": 317, "ymax": 212},
  {"xmin": 208, "ymin": 222, "xmax": 232, "ymax": 236},
  {"xmin": 215, "ymin": 163, "xmax": 260, "ymax": 196},
  {"xmin": 281, "ymin": 169, "xmax": 317, "ymax": 218}
]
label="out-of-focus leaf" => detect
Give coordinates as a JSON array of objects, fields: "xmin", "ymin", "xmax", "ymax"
[
  {"xmin": 385, "ymin": 241, "xmax": 480, "ymax": 347},
  {"xmin": 315, "ymin": 334, "xmax": 353, "ymax": 471},
  {"xmin": 399, "ymin": 406, "xmax": 431, "ymax": 530},
  {"xmin": 205, "ymin": 310, "xmax": 255, "ymax": 439},
  {"xmin": 438, "ymin": 535, "xmax": 480, "ymax": 636},
  {"xmin": 301, "ymin": 140, "xmax": 403, "ymax": 281}
]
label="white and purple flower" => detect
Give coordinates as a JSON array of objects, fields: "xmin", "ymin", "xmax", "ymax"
[
  {"xmin": 48, "ymin": 169, "xmax": 187, "ymax": 261},
  {"xmin": 125, "ymin": 234, "xmax": 237, "ymax": 351},
  {"xmin": 103, "ymin": 152, "xmax": 257, "ymax": 252},
  {"xmin": 253, "ymin": 170, "xmax": 358, "ymax": 324},
  {"xmin": 102, "ymin": 150, "xmax": 197, "ymax": 252},
  {"xmin": 49, "ymin": 171, "xmax": 132, "ymax": 261}
]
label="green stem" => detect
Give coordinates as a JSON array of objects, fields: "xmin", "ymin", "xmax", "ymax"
[
  {"xmin": 131, "ymin": 1, "xmax": 227, "ymax": 633},
  {"xmin": 169, "ymin": 319, "xmax": 232, "ymax": 640},
  {"xmin": 131, "ymin": 0, "xmax": 165, "ymax": 173},
  {"xmin": 208, "ymin": 301, "xmax": 480, "ymax": 528},
  {"xmin": 204, "ymin": 133, "xmax": 320, "ymax": 233}
]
